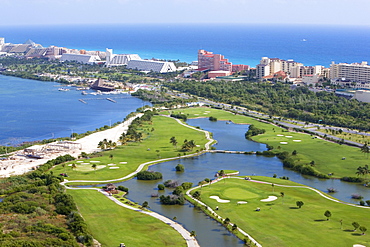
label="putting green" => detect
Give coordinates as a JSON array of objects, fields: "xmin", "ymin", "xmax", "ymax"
[
  {"xmin": 75, "ymin": 165, "xmax": 107, "ymax": 172},
  {"xmin": 222, "ymin": 188, "xmax": 259, "ymax": 200}
]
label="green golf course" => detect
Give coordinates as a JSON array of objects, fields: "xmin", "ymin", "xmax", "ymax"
[
  {"xmin": 68, "ymin": 189, "xmax": 186, "ymax": 247},
  {"xmin": 189, "ymin": 176, "xmax": 370, "ymax": 247}
]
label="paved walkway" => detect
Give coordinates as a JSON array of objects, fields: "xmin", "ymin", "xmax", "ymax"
[
  {"xmin": 61, "ymin": 116, "xmax": 214, "ymax": 247},
  {"xmin": 66, "ymin": 186, "xmax": 199, "ymax": 247}
]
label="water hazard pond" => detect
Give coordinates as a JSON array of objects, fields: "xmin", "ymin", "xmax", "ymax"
[{"xmin": 92, "ymin": 118, "xmax": 370, "ymax": 247}]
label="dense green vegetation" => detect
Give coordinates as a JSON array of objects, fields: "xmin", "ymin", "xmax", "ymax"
[
  {"xmin": 165, "ymin": 80, "xmax": 370, "ymax": 131},
  {"xmin": 136, "ymin": 171, "xmax": 163, "ymax": 180},
  {"xmin": 189, "ymin": 177, "xmax": 370, "ymax": 247},
  {"xmin": 244, "ymin": 124, "xmax": 266, "ymax": 139},
  {"xmin": 0, "ymin": 155, "xmax": 92, "ymax": 247}
]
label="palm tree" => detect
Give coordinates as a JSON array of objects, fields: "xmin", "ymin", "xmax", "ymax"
[
  {"xmin": 280, "ymin": 192, "xmax": 285, "ymax": 205},
  {"xmin": 170, "ymin": 136, "xmax": 178, "ymax": 147},
  {"xmin": 363, "ymin": 164, "xmax": 369, "ymax": 180},
  {"xmin": 119, "ymin": 133, "xmax": 127, "ymax": 145},
  {"xmin": 91, "ymin": 164, "xmax": 97, "ymax": 173},
  {"xmin": 71, "ymin": 163, "xmax": 77, "ymax": 171},
  {"xmin": 190, "ymin": 230, "xmax": 196, "ymax": 237},
  {"xmin": 97, "ymin": 141, "xmax": 105, "ymax": 150},
  {"xmin": 223, "ymin": 217, "xmax": 230, "ymax": 227},
  {"xmin": 361, "ymin": 144, "xmax": 369, "ymax": 159},
  {"xmin": 232, "ymin": 224, "xmax": 238, "ymax": 232},
  {"xmin": 109, "ymin": 154, "xmax": 114, "ymax": 160}
]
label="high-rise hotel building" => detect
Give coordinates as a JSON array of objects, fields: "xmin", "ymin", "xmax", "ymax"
[
  {"xmin": 198, "ymin": 49, "xmax": 232, "ymax": 72},
  {"xmin": 330, "ymin": 61, "xmax": 370, "ymax": 83}
]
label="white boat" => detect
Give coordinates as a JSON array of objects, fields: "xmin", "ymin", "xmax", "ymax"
[{"xmin": 58, "ymin": 88, "xmax": 70, "ymax": 91}]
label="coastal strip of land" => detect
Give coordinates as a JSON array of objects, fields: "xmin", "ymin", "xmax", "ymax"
[{"xmin": 0, "ymin": 114, "xmax": 142, "ymax": 177}]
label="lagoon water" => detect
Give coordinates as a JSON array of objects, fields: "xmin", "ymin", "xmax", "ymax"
[{"xmin": 0, "ymin": 75, "xmax": 150, "ymax": 145}]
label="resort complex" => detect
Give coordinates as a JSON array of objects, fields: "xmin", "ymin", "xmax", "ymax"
[{"xmin": 0, "ymin": 35, "xmax": 370, "ymax": 247}]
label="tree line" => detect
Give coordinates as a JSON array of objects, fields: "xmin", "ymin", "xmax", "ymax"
[{"xmin": 164, "ymin": 80, "xmax": 370, "ymax": 131}]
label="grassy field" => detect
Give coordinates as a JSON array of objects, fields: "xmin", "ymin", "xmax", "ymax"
[
  {"xmin": 191, "ymin": 177, "xmax": 370, "ymax": 247},
  {"xmin": 68, "ymin": 189, "xmax": 186, "ymax": 247},
  {"xmin": 53, "ymin": 115, "xmax": 208, "ymax": 181},
  {"xmin": 165, "ymin": 107, "xmax": 370, "ymax": 178}
]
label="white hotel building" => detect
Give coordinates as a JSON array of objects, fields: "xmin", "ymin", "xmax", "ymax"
[{"xmin": 330, "ymin": 61, "xmax": 370, "ymax": 83}]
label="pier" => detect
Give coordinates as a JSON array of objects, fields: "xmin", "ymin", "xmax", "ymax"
[{"xmin": 78, "ymin": 96, "xmax": 131, "ymax": 103}]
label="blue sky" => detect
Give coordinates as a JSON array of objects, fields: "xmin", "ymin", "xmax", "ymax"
[{"xmin": 1, "ymin": 0, "xmax": 369, "ymax": 26}]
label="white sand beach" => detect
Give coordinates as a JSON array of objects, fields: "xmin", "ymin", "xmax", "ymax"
[{"xmin": 0, "ymin": 114, "xmax": 141, "ymax": 177}]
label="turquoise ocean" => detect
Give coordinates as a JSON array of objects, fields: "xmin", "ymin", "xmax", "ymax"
[{"xmin": 1, "ymin": 24, "xmax": 370, "ymax": 145}]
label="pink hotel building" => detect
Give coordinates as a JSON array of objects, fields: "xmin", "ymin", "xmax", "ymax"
[{"xmin": 198, "ymin": 49, "xmax": 249, "ymax": 73}]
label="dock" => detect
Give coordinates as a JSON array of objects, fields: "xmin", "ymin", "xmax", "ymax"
[
  {"xmin": 78, "ymin": 96, "xmax": 131, "ymax": 103},
  {"xmin": 106, "ymin": 98, "xmax": 116, "ymax": 103}
]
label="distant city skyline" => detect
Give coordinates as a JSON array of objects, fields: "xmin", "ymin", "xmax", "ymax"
[{"xmin": 0, "ymin": 0, "xmax": 370, "ymax": 27}]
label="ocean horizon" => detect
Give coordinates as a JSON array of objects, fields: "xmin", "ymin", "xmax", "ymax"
[
  {"xmin": 1, "ymin": 23, "xmax": 370, "ymax": 67},
  {"xmin": 1, "ymin": 23, "xmax": 370, "ymax": 145}
]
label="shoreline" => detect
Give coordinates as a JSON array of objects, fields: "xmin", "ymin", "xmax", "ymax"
[{"xmin": 0, "ymin": 114, "xmax": 142, "ymax": 177}]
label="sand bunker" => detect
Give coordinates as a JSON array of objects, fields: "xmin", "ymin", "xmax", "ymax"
[
  {"xmin": 260, "ymin": 196, "xmax": 278, "ymax": 202},
  {"xmin": 277, "ymin": 134, "xmax": 284, "ymax": 137},
  {"xmin": 90, "ymin": 161, "xmax": 100, "ymax": 163},
  {"xmin": 280, "ymin": 142, "xmax": 288, "ymax": 144},
  {"xmin": 293, "ymin": 140, "xmax": 301, "ymax": 142},
  {"xmin": 285, "ymin": 136, "xmax": 292, "ymax": 138},
  {"xmin": 210, "ymin": 196, "xmax": 230, "ymax": 203},
  {"xmin": 81, "ymin": 163, "xmax": 90, "ymax": 165},
  {"xmin": 76, "ymin": 161, "xmax": 83, "ymax": 163},
  {"xmin": 109, "ymin": 167, "xmax": 119, "ymax": 169},
  {"xmin": 237, "ymin": 201, "xmax": 248, "ymax": 204},
  {"xmin": 107, "ymin": 163, "xmax": 116, "ymax": 166},
  {"xmin": 76, "ymin": 165, "xmax": 106, "ymax": 172},
  {"xmin": 119, "ymin": 162, "xmax": 127, "ymax": 164}
]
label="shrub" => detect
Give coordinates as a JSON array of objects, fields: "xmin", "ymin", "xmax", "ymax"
[
  {"xmin": 164, "ymin": 180, "xmax": 179, "ymax": 188},
  {"xmin": 351, "ymin": 193, "xmax": 363, "ymax": 199},
  {"xmin": 340, "ymin": 177, "xmax": 363, "ymax": 183},
  {"xmin": 157, "ymin": 184, "xmax": 165, "ymax": 190},
  {"xmin": 245, "ymin": 125, "xmax": 266, "ymax": 139},
  {"xmin": 117, "ymin": 186, "xmax": 129, "ymax": 192},
  {"xmin": 159, "ymin": 194, "xmax": 185, "ymax": 205},
  {"xmin": 136, "ymin": 171, "xmax": 163, "ymax": 180},
  {"xmin": 175, "ymin": 164, "xmax": 185, "ymax": 172}
]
